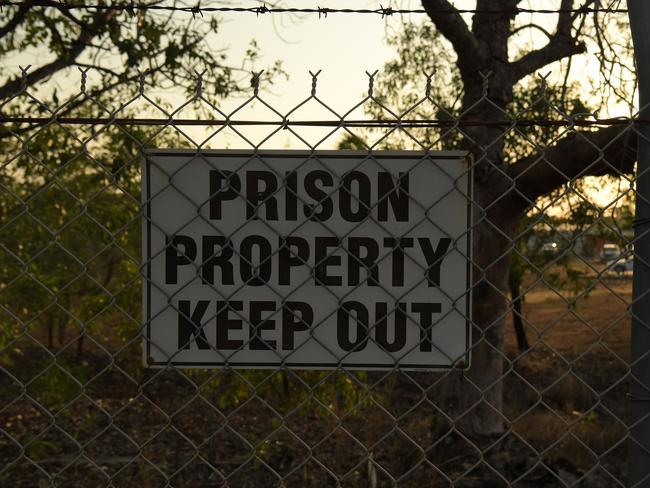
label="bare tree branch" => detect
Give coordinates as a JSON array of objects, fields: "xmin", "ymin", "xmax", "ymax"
[
  {"xmin": 510, "ymin": 42, "xmax": 585, "ymax": 81},
  {"xmin": 0, "ymin": 4, "xmax": 30, "ymax": 40},
  {"xmin": 509, "ymin": 0, "xmax": 587, "ymax": 82},
  {"xmin": 473, "ymin": 0, "xmax": 520, "ymax": 46},
  {"xmin": 0, "ymin": 10, "xmax": 116, "ymax": 101},
  {"xmin": 507, "ymin": 125, "xmax": 637, "ymax": 208},
  {"xmin": 421, "ymin": 0, "xmax": 482, "ymax": 79},
  {"xmin": 510, "ymin": 23, "xmax": 553, "ymax": 40}
]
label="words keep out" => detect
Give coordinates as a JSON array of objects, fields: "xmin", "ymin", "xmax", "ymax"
[{"xmin": 177, "ymin": 299, "xmax": 443, "ymax": 353}]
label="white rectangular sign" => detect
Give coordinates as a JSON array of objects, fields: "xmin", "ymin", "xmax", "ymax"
[{"xmin": 143, "ymin": 150, "xmax": 472, "ymax": 369}]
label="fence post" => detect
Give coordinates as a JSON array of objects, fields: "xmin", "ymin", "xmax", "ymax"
[{"xmin": 628, "ymin": 1, "xmax": 650, "ymax": 486}]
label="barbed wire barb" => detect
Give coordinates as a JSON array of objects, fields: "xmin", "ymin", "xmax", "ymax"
[
  {"xmin": 0, "ymin": 1, "xmax": 630, "ymax": 16},
  {"xmin": 309, "ymin": 69, "xmax": 321, "ymax": 97}
]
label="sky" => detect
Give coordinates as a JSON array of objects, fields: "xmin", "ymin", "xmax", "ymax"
[
  {"xmin": 199, "ymin": 0, "xmax": 635, "ymax": 210},
  {"xmin": 199, "ymin": 0, "xmax": 404, "ymax": 149},
  {"xmin": 216, "ymin": 1, "xmax": 393, "ymax": 111},
  {"xmin": 3, "ymin": 1, "xmax": 636, "ymax": 157},
  {"xmin": 2, "ymin": 0, "xmax": 406, "ymax": 149},
  {"xmin": 4, "ymin": 0, "xmax": 635, "ymax": 146},
  {"xmin": 166, "ymin": 0, "xmax": 634, "ymax": 150},
  {"xmin": 1, "ymin": 0, "xmax": 636, "ymax": 211}
]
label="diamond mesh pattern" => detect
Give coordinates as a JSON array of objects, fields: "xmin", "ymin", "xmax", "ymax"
[{"xmin": 0, "ymin": 69, "xmax": 642, "ymax": 487}]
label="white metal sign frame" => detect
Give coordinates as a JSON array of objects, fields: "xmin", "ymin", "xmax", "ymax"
[{"xmin": 142, "ymin": 150, "xmax": 472, "ymax": 370}]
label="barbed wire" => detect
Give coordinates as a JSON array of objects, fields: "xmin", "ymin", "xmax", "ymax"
[
  {"xmin": 0, "ymin": 115, "xmax": 641, "ymax": 128},
  {"xmin": 0, "ymin": 0, "xmax": 630, "ymax": 17}
]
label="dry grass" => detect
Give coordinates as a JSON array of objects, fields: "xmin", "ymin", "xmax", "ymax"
[
  {"xmin": 501, "ymin": 272, "xmax": 632, "ymax": 480},
  {"xmin": 1, "ymin": 267, "xmax": 635, "ymax": 486}
]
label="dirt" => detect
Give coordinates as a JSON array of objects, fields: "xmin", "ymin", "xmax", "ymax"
[{"xmin": 0, "ymin": 274, "xmax": 635, "ymax": 487}]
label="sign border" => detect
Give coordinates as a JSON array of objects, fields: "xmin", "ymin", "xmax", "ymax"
[{"xmin": 142, "ymin": 149, "xmax": 473, "ymax": 370}]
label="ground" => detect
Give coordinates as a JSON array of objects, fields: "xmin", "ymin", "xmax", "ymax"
[{"xmin": 0, "ymin": 264, "xmax": 635, "ymax": 487}]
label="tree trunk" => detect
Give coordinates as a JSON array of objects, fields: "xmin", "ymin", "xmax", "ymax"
[
  {"xmin": 457, "ymin": 198, "xmax": 519, "ymax": 436},
  {"xmin": 76, "ymin": 332, "xmax": 84, "ymax": 360},
  {"xmin": 510, "ymin": 278, "xmax": 529, "ymax": 351},
  {"xmin": 57, "ymin": 317, "xmax": 66, "ymax": 349},
  {"xmin": 47, "ymin": 315, "xmax": 54, "ymax": 350},
  {"xmin": 455, "ymin": 71, "xmax": 521, "ymax": 436},
  {"xmin": 420, "ymin": 0, "xmax": 638, "ymax": 440}
]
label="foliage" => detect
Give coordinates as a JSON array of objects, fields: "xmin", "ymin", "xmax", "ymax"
[
  {"xmin": 0, "ymin": 116, "xmax": 374, "ymax": 418},
  {"xmin": 0, "ymin": 0, "xmax": 295, "ymax": 416},
  {"xmin": 0, "ymin": 112, "xmax": 174, "ymax": 354},
  {"xmin": 337, "ymin": 19, "xmax": 633, "ymax": 350},
  {"xmin": 0, "ymin": 1, "xmax": 284, "ymax": 121},
  {"xmin": 344, "ymin": 20, "xmax": 595, "ymax": 155}
]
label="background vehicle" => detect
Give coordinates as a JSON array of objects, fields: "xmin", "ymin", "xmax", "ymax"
[
  {"xmin": 609, "ymin": 256, "xmax": 634, "ymax": 274},
  {"xmin": 541, "ymin": 241, "xmax": 560, "ymax": 254},
  {"xmin": 601, "ymin": 243, "xmax": 621, "ymax": 261}
]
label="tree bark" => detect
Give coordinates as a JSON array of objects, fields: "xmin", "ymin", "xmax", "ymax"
[
  {"xmin": 510, "ymin": 277, "xmax": 529, "ymax": 351},
  {"xmin": 453, "ymin": 27, "xmax": 519, "ymax": 433},
  {"xmin": 457, "ymin": 178, "xmax": 519, "ymax": 436},
  {"xmin": 57, "ymin": 317, "xmax": 66, "ymax": 349},
  {"xmin": 76, "ymin": 332, "xmax": 84, "ymax": 360},
  {"xmin": 422, "ymin": 0, "xmax": 638, "ymax": 438},
  {"xmin": 47, "ymin": 315, "xmax": 54, "ymax": 350}
]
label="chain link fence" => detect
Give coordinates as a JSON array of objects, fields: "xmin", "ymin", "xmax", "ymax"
[{"xmin": 0, "ymin": 69, "xmax": 642, "ymax": 487}]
